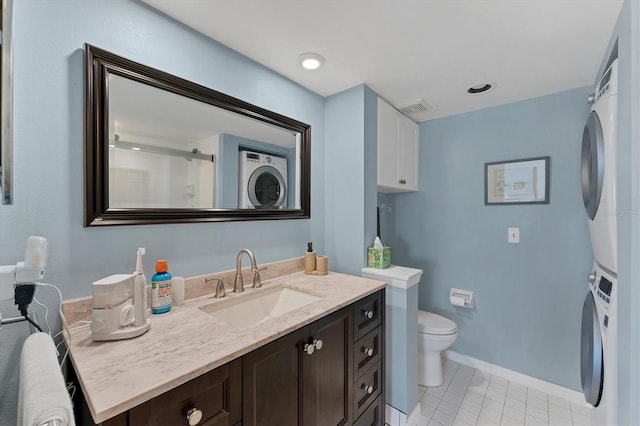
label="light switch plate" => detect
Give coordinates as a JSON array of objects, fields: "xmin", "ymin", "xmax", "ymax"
[{"xmin": 508, "ymin": 227, "xmax": 520, "ymax": 243}]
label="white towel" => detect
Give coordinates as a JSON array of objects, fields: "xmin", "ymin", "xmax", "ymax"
[{"xmin": 17, "ymin": 332, "xmax": 74, "ymax": 426}]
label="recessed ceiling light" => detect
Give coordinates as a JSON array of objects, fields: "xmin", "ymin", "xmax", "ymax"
[
  {"xmin": 467, "ymin": 83, "xmax": 493, "ymax": 94},
  {"xmin": 299, "ymin": 53, "xmax": 325, "ymax": 70}
]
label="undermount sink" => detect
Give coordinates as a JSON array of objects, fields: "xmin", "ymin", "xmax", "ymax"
[{"xmin": 199, "ymin": 285, "xmax": 322, "ymax": 329}]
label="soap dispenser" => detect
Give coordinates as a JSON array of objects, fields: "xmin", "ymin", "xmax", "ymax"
[{"xmin": 304, "ymin": 242, "xmax": 316, "ymax": 274}]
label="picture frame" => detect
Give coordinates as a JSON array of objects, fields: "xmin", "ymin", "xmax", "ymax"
[{"xmin": 484, "ymin": 156, "xmax": 550, "ymax": 205}]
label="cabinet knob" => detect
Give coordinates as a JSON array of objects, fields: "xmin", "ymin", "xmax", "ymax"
[
  {"xmin": 304, "ymin": 343, "xmax": 315, "ymax": 355},
  {"xmin": 186, "ymin": 408, "xmax": 203, "ymax": 426},
  {"xmin": 362, "ymin": 346, "xmax": 374, "ymax": 357},
  {"xmin": 305, "ymin": 338, "xmax": 323, "ymax": 355},
  {"xmin": 399, "ymin": 179, "xmax": 406, "ymax": 184},
  {"xmin": 313, "ymin": 339, "xmax": 323, "ymax": 351},
  {"xmin": 361, "ymin": 383, "xmax": 374, "ymax": 394},
  {"xmin": 362, "ymin": 309, "xmax": 374, "ymax": 319}
]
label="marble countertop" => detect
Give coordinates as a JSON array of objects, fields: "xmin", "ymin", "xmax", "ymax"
[{"xmin": 62, "ymin": 267, "xmax": 385, "ymax": 423}]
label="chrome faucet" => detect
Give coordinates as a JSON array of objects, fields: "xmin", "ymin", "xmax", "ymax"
[{"xmin": 233, "ymin": 249, "xmax": 264, "ymax": 292}]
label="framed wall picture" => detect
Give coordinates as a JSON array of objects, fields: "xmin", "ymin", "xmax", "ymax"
[{"xmin": 484, "ymin": 156, "xmax": 550, "ymax": 205}]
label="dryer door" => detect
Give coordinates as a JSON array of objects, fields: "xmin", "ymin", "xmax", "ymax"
[
  {"xmin": 580, "ymin": 291, "xmax": 603, "ymax": 406},
  {"xmin": 581, "ymin": 111, "xmax": 605, "ymax": 220},
  {"xmin": 247, "ymin": 166, "xmax": 286, "ymax": 208}
]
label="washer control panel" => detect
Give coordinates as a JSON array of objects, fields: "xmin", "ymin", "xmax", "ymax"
[{"xmin": 590, "ymin": 271, "xmax": 613, "ymax": 305}]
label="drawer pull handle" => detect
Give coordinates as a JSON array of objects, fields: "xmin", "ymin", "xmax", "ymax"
[
  {"xmin": 313, "ymin": 339, "xmax": 323, "ymax": 351},
  {"xmin": 362, "ymin": 309, "xmax": 374, "ymax": 319},
  {"xmin": 362, "ymin": 346, "xmax": 374, "ymax": 357},
  {"xmin": 361, "ymin": 383, "xmax": 374, "ymax": 394},
  {"xmin": 186, "ymin": 408, "xmax": 203, "ymax": 426}
]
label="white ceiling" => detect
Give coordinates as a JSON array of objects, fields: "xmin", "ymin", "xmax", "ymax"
[{"xmin": 142, "ymin": 0, "xmax": 623, "ymax": 122}]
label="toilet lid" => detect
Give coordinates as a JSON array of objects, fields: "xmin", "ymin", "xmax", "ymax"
[{"xmin": 418, "ymin": 311, "xmax": 457, "ymax": 335}]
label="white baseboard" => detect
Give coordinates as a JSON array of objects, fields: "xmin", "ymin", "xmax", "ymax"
[{"xmin": 443, "ymin": 350, "xmax": 588, "ymax": 406}]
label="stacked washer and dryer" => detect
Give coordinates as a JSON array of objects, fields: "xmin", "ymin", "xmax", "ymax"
[{"xmin": 580, "ymin": 59, "xmax": 618, "ymax": 426}]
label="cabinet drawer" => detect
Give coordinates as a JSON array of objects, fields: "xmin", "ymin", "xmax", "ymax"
[
  {"xmin": 353, "ymin": 291, "xmax": 382, "ymax": 341},
  {"xmin": 354, "ymin": 361, "xmax": 381, "ymax": 419},
  {"xmin": 129, "ymin": 360, "xmax": 241, "ymax": 426},
  {"xmin": 354, "ymin": 326, "xmax": 381, "ymax": 380},
  {"xmin": 354, "ymin": 394, "xmax": 383, "ymax": 426}
]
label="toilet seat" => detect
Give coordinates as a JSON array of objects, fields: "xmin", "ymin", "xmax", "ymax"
[{"xmin": 418, "ymin": 311, "xmax": 457, "ymax": 335}]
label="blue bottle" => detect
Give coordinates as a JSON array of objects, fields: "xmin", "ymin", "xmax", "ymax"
[{"xmin": 151, "ymin": 260, "xmax": 172, "ymax": 314}]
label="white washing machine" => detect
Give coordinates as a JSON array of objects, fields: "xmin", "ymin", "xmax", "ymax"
[
  {"xmin": 238, "ymin": 150, "xmax": 287, "ymax": 209},
  {"xmin": 581, "ymin": 59, "xmax": 618, "ymax": 274},
  {"xmin": 580, "ymin": 263, "xmax": 617, "ymax": 426}
]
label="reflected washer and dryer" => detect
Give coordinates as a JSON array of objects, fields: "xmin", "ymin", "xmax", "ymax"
[
  {"xmin": 580, "ymin": 263, "xmax": 617, "ymax": 426},
  {"xmin": 581, "ymin": 59, "xmax": 618, "ymax": 274},
  {"xmin": 238, "ymin": 150, "xmax": 287, "ymax": 209}
]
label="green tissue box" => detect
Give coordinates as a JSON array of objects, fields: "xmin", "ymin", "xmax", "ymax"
[{"xmin": 367, "ymin": 246, "xmax": 391, "ymax": 269}]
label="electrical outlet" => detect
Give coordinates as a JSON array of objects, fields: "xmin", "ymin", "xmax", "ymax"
[{"xmin": 508, "ymin": 227, "xmax": 520, "ymax": 243}]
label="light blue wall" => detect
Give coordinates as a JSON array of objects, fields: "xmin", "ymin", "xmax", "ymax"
[
  {"xmin": 0, "ymin": 1, "xmax": 325, "ymax": 423},
  {"xmin": 323, "ymin": 84, "xmax": 378, "ymax": 275},
  {"xmin": 598, "ymin": 1, "xmax": 640, "ymax": 424},
  {"xmin": 388, "ymin": 87, "xmax": 593, "ymax": 391}
]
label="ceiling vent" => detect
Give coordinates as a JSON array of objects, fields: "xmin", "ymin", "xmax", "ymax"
[{"xmin": 397, "ymin": 99, "xmax": 435, "ymax": 115}]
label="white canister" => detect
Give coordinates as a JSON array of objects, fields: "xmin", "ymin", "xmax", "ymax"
[{"xmin": 172, "ymin": 276, "xmax": 185, "ymax": 306}]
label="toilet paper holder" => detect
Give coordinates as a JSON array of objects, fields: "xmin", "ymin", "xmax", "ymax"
[{"xmin": 449, "ymin": 288, "xmax": 474, "ymax": 308}]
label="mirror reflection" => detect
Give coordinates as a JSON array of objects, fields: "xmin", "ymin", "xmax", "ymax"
[
  {"xmin": 85, "ymin": 44, "xmax": 311, "ymax": 226},
  {"xmin": 108, "ymin": 74, "xmax": 299, "ymax": 210}
]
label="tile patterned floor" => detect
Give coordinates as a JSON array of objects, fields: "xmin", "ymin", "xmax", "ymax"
[{"xmin": 410, "ymin": 359, "xmax": 595, "ymax": 426}]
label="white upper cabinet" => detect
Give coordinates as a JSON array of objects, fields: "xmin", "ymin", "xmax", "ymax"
[{"xmin": 377, "ymin": 97, "xmax": 419, "ymax": 192}]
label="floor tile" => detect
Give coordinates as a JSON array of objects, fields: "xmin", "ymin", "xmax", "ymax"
[
  {"xmin": 547, "ymin": 395, "xmax": 570, "ymax": 410},
  {"xmin": 526, "ymin": 396, "xmax": 548, "ymax": 412},
  {"xmin": 501, "ymin": 415, "xmax": 525, "ymax": 426},
  {"xmin": 460, "ymin": 399, "xmax": 482, "ymax": 416},
  {"xmin": 524, "ymin": 414, "xmax": 548, "ymax": 426},
  {"xmin": 490, "ymin": 375, "xmax": 509, "ymax": 387},
  {"xmin": 421, "ymin": 402, "xmax": 437, "ymax": 419},
  {"xmin": 415, "ymin": 361, "xmax": 600, "ymax": 426},
  {"xmin": 525, "ymin": 405, "xmax": 548, "ymax": 422},
  {"xmin": 485, "ymin": 389, "xmax": 507, "ymax": 405},
  {"xmin": 548, "ymin": 404, "xmax": 571, "ymax": 422},
  {"xmin": 432, "ymin": 409, "xmax": 455, "ymax": 426},
  {"xmin": 482, "ymin": 398, "xmax": 504, "ymax": 415},
  {"xmin": 455, "ymin": 407, "xmax": 479, "ymax": 424},
  {"xmin": 507, "ymin": 389, "xmax": 527, "ymax": 403},
  {"xmin": 427, "ymin": 386, "xmax": 447, "ymax": 398},
  {"xmin": 443, "ymin": 391, "xmax": 464, "ymax": 407},
  {"xmin": 438, "ymin": 399, "xmax": 460, "ymax": 417},
  {"xmin": 526, "ymin": 388, "xmax": 548, "ymax": 402},
  {"xmin": 478, "ymin": 407, "xmax": 502, "ymax": 424},
  {"xmin": 502, "ymin": 405, "xmax": 526, "ymax": 422}
]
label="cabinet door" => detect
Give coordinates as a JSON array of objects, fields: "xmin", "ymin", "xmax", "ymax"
[
  {"xmin": 242, "ymin": 331, "xmax": 302, "ymax": 426},
  {"xmin": 398, "ymin": 114, "xmax": 418, "ymax": 191},
  {"xmin": 302, "ymin": 307, "xmax": 353, "ymax": 426},
  {"xmin": 129, "ymin": 360, "xmax": 240, "ymax": 426},
  {"xmin": 377, "ymin": 98, "xmax": 400, "ymax": 189}
]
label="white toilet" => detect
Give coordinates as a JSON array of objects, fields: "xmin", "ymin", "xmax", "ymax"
[{"xmin": 418, "ymin": 310, "xmax": 458, "ymax": 387}]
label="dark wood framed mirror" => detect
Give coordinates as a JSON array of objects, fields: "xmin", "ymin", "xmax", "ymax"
[{"xmin": 85, "ymin": 44, "xmax": 311, "ymax": 226}]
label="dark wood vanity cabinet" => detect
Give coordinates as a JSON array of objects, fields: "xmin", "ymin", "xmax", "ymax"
[
  {"xmin": 243, "ymin": 306, "xmax": 352, "ymax": 426},
  {"xmin": 243, "ymin": 290, "xmax": 385, "ymax": 426},
  {"xmin": 94, "ymin": 290, "xmax": 385, "ymax": 426},
  {"xmin": 100, "ymin": 360, "xmax": 242, "ymax": 426}
]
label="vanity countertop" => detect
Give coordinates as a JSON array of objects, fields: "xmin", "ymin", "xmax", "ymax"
[{"xmin": 62, "ymin": 270, "xmax": 386, "ymax": 423}]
